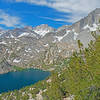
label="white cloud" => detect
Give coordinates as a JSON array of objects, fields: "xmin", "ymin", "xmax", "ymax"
[
  {"xmin": 0, "ymin": 9, "xmax": 24, "ymax": 28},
  {"xmin": 14, "ymin": 0, "xmax": 100, "ymax": 23},
  {"xmin": 40, "ymin": 16, "xmax": 68, "ymax": 22}
]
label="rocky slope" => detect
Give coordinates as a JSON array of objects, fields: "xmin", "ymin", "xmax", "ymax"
[{"xmin": 0, "ymin": 8, "xmax": 100, "ymax": 74}]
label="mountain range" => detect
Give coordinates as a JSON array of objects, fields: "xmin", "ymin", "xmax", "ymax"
[{"xmin": 0, "ymin": 8, "xmax": 100, "ymax": 74}]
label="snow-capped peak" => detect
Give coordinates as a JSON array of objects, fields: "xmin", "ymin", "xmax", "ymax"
[{"xmin": 33, "ymin": 24, "xmax": 55, "ymax": 37}]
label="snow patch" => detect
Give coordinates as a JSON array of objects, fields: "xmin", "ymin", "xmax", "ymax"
[
  {"xmin": 72, "ymin": 29, "xmax": 78, "ymax": 40},
  {"xmin": 34, "ymin": 30, "xmax": 50, "ymax": 37},
  {"xmin": 35, "ymin": 49, "xmax": 40, "ymax": 53},
  {"xmin": 10, "ymin": 34, "xmax": 15, "ymax": 38},
  {"xmin": 28, "ymin": 48, "xmax": 31, "ymax": 51},
  {"xmin": 9, "ymin": 41, "xmax": 12, "ymax": 44},
  {"xmin": 44, "ymin": 44, "xmax": 49, "ymax": 47},
  {"xmin": 52, "ymin": 39, "xmax": 57, "ymax": 43},
  {"xmin": 83, "ymin": 24, "xmax": 98, "ymax": 31},
  {"xmin": 74, "ymin": 32, "xmax": 78, "ymax": 40},
  {"xmin": 25, "ymin": 49, "xmax": 29, "ymax": 52},
  {"xmin": 55, "ymin": 36, "xmax": 63, "ymax": 41},
  {"xmin": 24, "ymin": 53, "xmax": 27, "ymax": 56},
  {"xmin": 17, "ymin": 47, "xmax": 21, "ymax": 51},
  {"xmin": 0, "ymin": 41, "xmax": 7, "ymax": 45},
  {"xmin": 18, "ymin": 32, "xmax": 30, "ymax": 37},
  {"xmin": 25, "ymin": 48, "xmax": 32, "ymax": 53},
  {"xmin": 58, "ymin": 49, "xmax": 61, "ymax": 53},
  {"xmin": 15, "ymin": 38, "xmax": 20, "ymax": 41},
  {"xmin": 55, "ymin": 30, "xmax": 71, "ymax": 41},
  {"xmin": 13, "ymin": 59, "xmax": 21, "ymax": 63}
]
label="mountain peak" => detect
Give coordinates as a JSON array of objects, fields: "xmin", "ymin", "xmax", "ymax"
[
  {"xmin": 33, "ymin": 24, "xmax": 55, "ymax": 37},
  {"xmin": 71, "ymin": 8, "xmax": 100, "ymax": 32},
  {"xmin": 93, "ymin": 8, "xmax": 100, "ymax": 12}
]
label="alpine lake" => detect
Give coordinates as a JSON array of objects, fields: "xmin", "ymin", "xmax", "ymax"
[{"xmin": 0, "ymin": 68, "xmax": 50, "ymax": 93}]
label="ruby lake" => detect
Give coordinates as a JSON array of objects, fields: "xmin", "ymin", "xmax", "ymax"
[{"xmin": 0, "ymin": 69, "xmax": 50, "ymax": 93}]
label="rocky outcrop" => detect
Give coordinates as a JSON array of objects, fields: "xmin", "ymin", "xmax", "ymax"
[{"xmin": 0, "ymin": 60, "xmax": 12, "ymax": 74}]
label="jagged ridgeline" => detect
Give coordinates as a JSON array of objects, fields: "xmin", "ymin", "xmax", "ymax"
[
  {"xmin": 0, "ymin": 8, "xmax": 100, "ymax": 74},
  {"xmin": 0, "ymin": 30, "xmax": 100, "ymax": 100}
]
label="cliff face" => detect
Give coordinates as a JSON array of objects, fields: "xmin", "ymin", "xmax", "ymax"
[{"xmin": 0, "ymin": 60, "xmax": 12, "ymax": 74}]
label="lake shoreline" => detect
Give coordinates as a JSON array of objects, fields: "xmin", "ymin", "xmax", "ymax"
[
  {"xmin": 0, "ymin": 68, "xmax": 50, "ymax": 94},
  {"xmin": 0, "ymin": 66, "xmax": 51, "ymax": 75}
]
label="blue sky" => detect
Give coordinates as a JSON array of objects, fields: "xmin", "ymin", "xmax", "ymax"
[{"xmin": 0, "ymin": 0, "xmax": 100, "ymax": 29}]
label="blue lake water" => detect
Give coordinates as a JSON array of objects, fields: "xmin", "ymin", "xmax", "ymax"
[{"xmin": 0, "ymin": 69, "xmax": 50, "ymax": 93}]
